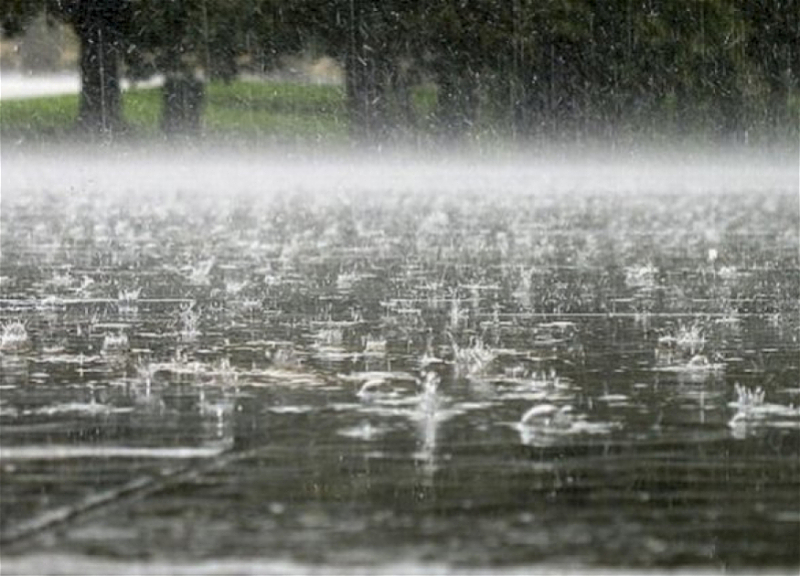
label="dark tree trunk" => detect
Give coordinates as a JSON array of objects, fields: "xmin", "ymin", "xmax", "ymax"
[
  {"xmin": 344, "ymin": 0, "xmax": 391, "ymax": 143},
  {"xmin": 345, "ymin": 55, "xmax": 368, "ymax": 139},
  {"xmin": 72, "ymin": 7, "xmax": 125, "ymax": 134},
  {"xmin": 435, "ymin": 65, "xmax": 477, "ymax": 139},
  {"xmin": 151, "ymin": 1, "xmax": 204, "ymax": 136},
  {"xmin": 390, "ymin": 61, "xmax": 416, "ymax": 130},
  {"xmin": 506, "ymin": 58, "xmax": 538, "ymax": 139},
  {"xmin": 346, "ymin": 55, "xmax": 389, "ymax": 142},
  {"xmin": 161, "ymin": 75, "xmax": 204, "ymax": 135}
]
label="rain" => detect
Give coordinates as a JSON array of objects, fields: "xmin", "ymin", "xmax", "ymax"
[{"xmin": 0, "ymin": 2, "xmax": 799, "ymax": 575}]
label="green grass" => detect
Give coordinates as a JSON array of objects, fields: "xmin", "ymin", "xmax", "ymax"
[
  {"xmin": 0, "ymin": 92, "xmax": 81, "ymax": 139},
  {"xmin": 202, "ymin": 81, "xmax": 348, "ymax": 143},
  {"xmin": 123, "ymin": 86, "xmax": 162, "ymax": 137},
  {"xmin": 3, "ymin": 79, "xmax": 794, "ymax": 149},
  {"xmin": 0, "ymin": 79, "xmax": 351, "ymax": 144}
]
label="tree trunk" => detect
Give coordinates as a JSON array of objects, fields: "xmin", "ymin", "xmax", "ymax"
[
  {"xmin": 346, "ymin": 55, "xmax": 391, "ymax": 142},
  {"xmin": 74, "ymin": 15, "xmax": 123, "ymax": 134},
  {"xmin": 161, "ymin": 75, "xmax": 205, "ymax": 135},
  {"xmin": 345, "ymin": 55, "xmax": 368, "ymax": 139},
  {"xmin": 344, "ymin": 0, "xmax": 391, "ymax": 143},
  {"xmin": 435, "ymin": 65, "xmax": 477, "ymax": 139}
]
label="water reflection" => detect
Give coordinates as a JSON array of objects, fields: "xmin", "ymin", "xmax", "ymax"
[
  {"xmin": 412, "ymin": 371, "xmax": 442, "ymax": 484},
  {"xmin": 0, "ymin": 173, "xmax": 798, "ymax": 568}
]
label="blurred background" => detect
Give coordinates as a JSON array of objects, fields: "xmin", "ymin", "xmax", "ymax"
[{"xmin": 0, "ymin": 2, "xmax": 797, "ymax": 147}]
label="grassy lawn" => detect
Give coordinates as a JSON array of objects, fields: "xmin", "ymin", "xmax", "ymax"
[
  {"xmin": 3, "ymin": 78, "xmax": 793, "ymax": 148},
  {"xmin": 0, "ymin": 92, "xmax": 81, "ymax": 140},
  {"xmin": 0, "ymin": 79, "xmax": 351, "ymax": 144},
  {"xmin": 202, "ymin": 81, "xmax": 349, "ymax": 142}
]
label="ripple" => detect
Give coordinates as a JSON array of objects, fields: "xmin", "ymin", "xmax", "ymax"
[
  {"xmin": 0, "ymin": 443, "xmax": 230, "ymax": 460},
  {"xmin": 337, "ymin": 421, "xmax": 392, "ymax": 440},
  {"xmin": 267, "ymin": 405, "xmax": 315, "ymax": 414},
  {"xmin": 23, "ymin": 402, "xmax": 134, "ymax": 417}
]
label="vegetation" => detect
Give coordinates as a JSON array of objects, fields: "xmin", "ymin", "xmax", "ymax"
[
  {"xmin": 202, "ymin": 81, "xmax": 349, "ymax": 143},
  {"xmin": 1, "ymin": 0, "xmax": 798, "ymax": 144},
  {"xmin": 0, "ymin": 92, "xmax": 79, "ymax": 138},
  {"xmin": 0, "ymin": 80, "xmax": 357, "ymax": 144}
]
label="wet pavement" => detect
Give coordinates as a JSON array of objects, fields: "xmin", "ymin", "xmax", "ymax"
[{"xmin": 0, "ymin": 151, "xmax": 798, "ymax": 574}]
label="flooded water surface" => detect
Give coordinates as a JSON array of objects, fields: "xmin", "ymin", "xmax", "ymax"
[{"xmin": 1, "ymin": 149, "xmax": 798, "ymax": 574}]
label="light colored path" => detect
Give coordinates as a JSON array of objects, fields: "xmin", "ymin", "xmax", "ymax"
[{"xmin": 0, "ymin": 72, "xmax": 162, "ymax": 100}]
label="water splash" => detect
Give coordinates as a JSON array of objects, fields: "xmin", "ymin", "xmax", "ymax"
[
  {"xmin": 516, "ymin": 401, "xmax": 621, "ymax": 447},
  {"xmin": 357, "ymin": 375, "xmax": 416, "ymax": 402},
  {"xmin": 728, "ymin": 383, "xmax": 800, "ymax": 438},
  {"xmin": 178, "ymin": 301, "xmax": 201, "ymax": 343},
  {"xmin": 337, "ymin": 420, "xmax": 388, "ymax": 440},
  {"xmin": 450, "ymin": 334, "xmax": 496, "ymax": 378},
  {"xmin": 0, "ymin": 321, "xmax": 30, "ymax": 353},
  {"xmin": 185, "ymin": 258, "xmax": 215, "ymax": 286},
  {"xmin": 117, "ymin": 287, "xmax": 141, "ymax": 316},
  {"xmin": 520, "ymin": 404, "xmax": 574, "ymax": 428},
  {"xmin": 101, "ymin": 331, "xmax": 130, "ymax": 355},
  {"xmin": 362, "ymin": 334, "xmax": 387, "ymax": 357}
]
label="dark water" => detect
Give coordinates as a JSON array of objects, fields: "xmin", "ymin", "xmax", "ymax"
[{"xmin": 1, "ymin": 152, "xmax": 798, "ymax": 574}]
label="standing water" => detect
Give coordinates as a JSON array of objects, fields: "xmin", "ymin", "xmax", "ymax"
[{"xmin": 0, "ymin": 147, "xmax": 798, "ymax": 574}]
